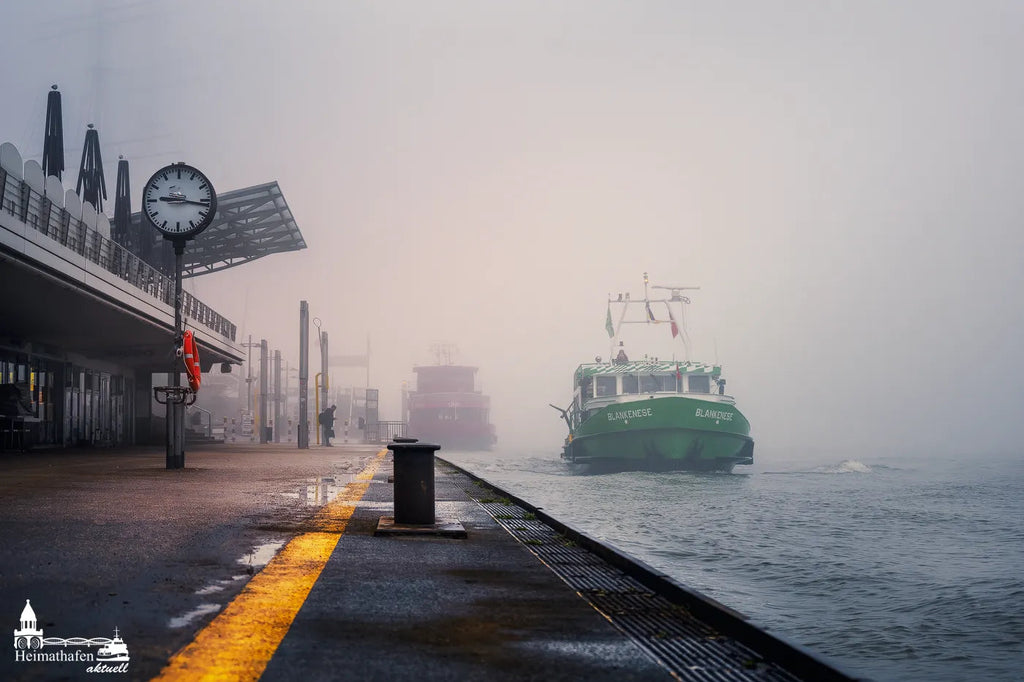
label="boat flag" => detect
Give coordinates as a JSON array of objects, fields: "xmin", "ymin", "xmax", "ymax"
[
  {"xmin": 645, "ymin": 301, "xmax": 657, "ymax": 322},
  {"xmin": 667, "ymin": 304, "xmax": 679, "ymax": 338},
  {"xmin": 605, "ymin": 303, "xmax": 615, "ymax": 337}
]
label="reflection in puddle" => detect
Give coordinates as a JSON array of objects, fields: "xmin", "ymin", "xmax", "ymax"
[
  {"xmin": 169, "ymin": 603, "xmax": 221, "ymax": 629},
  {"xmin": 239, "ymin": 540, "xmax": 286, "ymax": 570},
  {"xmin": 281, "ymin": 474, "xmax": 357, "ymax": 506}
]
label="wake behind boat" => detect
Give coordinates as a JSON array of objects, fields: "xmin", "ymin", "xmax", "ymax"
[{"xmin": 554, "ymin": 273, "xmax": 753, "ymax": 473}]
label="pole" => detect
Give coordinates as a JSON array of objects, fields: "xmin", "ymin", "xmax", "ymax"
[
  {"xmin": 167, "ymin": 241, "xmax": 185, "ymax": 469},
  {"xmin": 314, "ymin": 374, "xmax": 321, "ymax": 445},
  {"xmin": 320, "ymin": 332, "xmax": 329, "ymax": 446},
  {"xmin": 284, "ymin": 361, "xmax": 290, "ymax": 431},
  {"xmin": 246, "ymin": 334, "xmax": 253, "ymax": 413},
  {"xmin": 320, "ymin": 331, "xmax": 329, "ymax": 419},
  {"xmin": 273, "ymin": 350, "xmax": 281, "ymax": 443},
  {"xmin": 259, "ymin": 339, "xmax": 268, "ymax": 444},
  {"xmin": 298, "ymin": 301, "xmax": 309, "ymax": 449}
]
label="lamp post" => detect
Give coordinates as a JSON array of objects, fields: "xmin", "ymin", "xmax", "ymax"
[
  {"xmin": 273, "ymin": 350, "xmax": 282, "ymax": 443},
  {"xmin": 259, "ymin": 339, "xmax": 268, "ymax": 443},
  {"xmin": 312, "ymin": 317, "xmax": 329, "ymax": 446},
  {"xmin": 298, "ymin": 301, "xmax": 309, "ymax": 449},
  {"xmin": 242, "ymin": 336, "xmax": 260, "ymax": 414}
]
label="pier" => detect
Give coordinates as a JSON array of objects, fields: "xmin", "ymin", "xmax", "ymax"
[{"xmin": 0, "ymin": 443, "xmax": 859, "ymax": 681}]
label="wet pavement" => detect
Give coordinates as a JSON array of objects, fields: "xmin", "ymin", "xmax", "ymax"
[
  {"xmin": 0, "ymin": 443, "xmax": 665, "ymax": 681},
  {"xmin": 0, "ymin": 443, "xmax": 380, "ymax": 681}
]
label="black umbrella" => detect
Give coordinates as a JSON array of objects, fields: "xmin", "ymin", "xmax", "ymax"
[
  {"xmin": 41, "ymin": 85, "xmax": 64, "ymax": 180},
  {"xmin": 76, "ymin": 123, "xmax": 107, "ymax": 212}
]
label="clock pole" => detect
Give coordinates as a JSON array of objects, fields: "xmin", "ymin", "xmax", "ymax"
[
  {"xmin": 142, "ymin": 162, "xmax": 217, "ymax": 470},
  {"xmin": 168, "ymin": 238, "xmax": 187, "ymax": 469}
]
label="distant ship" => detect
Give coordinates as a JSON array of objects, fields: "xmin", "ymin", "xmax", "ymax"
[
  {"xmin": 554, "ymin": 273, "xmax": 753, "ymax": 473},
  {"xmin": 405, "ymin": 346, "xmax": 496, "ymax": 451}
]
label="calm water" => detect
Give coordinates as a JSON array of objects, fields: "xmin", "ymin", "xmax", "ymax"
[{"xmin": 441, "ymin": 449, "xmax": 1024, "ymax": 682}]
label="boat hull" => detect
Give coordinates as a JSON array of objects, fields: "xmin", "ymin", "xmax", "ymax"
[{"xmin": 563, "ymin": 396, "xmax": 753, "ymax": 473}]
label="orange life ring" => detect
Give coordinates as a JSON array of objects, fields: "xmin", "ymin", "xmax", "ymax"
[{"xmin": 182, "ymin": 329, "xmax": 201, "ymax": 392}]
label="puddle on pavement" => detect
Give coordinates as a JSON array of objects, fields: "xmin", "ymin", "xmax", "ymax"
[
  {"xmin": 169, "ymin": 473, "xmax": 356, "ymax": 631},
  {"xmin": 178, "ymin": 543, "xmax": 286, "ymax": 628},
  {"xmin": 279, "ymin": 474, "xmax": 357, "ymax": 506},
  {"xmin": 239, "ymin": 540, "xmax": 286, "ymax": 570},
  {"xmin": 168, "ymin": 603, "xmax": 222, "ymax": 629},
  {"xmin": 194, "ymin": 574, "xmax": 248, "ymax": 596}
]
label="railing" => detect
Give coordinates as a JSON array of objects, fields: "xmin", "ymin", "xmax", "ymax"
[
  {"xmin": 365, "ymin": 421, "xmax": 407, "ymax": 443},
  {"xmin": 187, "ymin": 405, "xmax": 214, "ymax": 438},
  {"xmin": 0, "ymin": 165, "xmax": 236, "ymax": 341}
]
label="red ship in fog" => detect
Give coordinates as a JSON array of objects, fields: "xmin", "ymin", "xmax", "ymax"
[{"xmin": 405, "ymin": 348, "xmax": 496, "ymax": 451}]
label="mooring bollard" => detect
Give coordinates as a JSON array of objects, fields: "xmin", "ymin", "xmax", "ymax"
[
  {"xmin": 392, "ymin": 436, "xmax": 418, "ymax": 443},
  {"xmin": 388, "ymin": 440, "xmax": 439, "ymax": 525}
]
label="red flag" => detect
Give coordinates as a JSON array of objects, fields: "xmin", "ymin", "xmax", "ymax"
[{"xmin": 667, "ymin": 306, "xmax": 679, "ymax": 338}]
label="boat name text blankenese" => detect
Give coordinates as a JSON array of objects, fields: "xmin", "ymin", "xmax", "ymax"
[
  {"xmin": 607, "ymin": 408, "xmax": 653, "ymax": 421},
  {"xmin": 695, "ymin": 408, "xmax": 734, "ymax": 421}
]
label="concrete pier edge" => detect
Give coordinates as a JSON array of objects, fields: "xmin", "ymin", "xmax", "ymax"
[{"xmin": 437, "ymin": 456, "xmax": 870, "ymax": 682}]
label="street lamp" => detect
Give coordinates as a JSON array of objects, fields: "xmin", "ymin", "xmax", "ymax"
[{"xmin": 242, "ymin": 336, "xmax": 260, "ymax": 414}]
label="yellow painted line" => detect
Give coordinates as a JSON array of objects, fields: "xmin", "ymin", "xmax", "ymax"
[{"xmin": 154, "ymin": 449, "xmax": 387, "ymax": 681}]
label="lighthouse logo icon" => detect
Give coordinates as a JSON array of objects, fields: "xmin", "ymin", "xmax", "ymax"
[{"xmin": 13, "ymin": 600, "xmax": 43, "ymax": 650}]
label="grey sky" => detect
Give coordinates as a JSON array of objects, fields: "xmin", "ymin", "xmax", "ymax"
[{"xmin": 3, "ymin": 1, "xmax": 1022, "ymax": 459}]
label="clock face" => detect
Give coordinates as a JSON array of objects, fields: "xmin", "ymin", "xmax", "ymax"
[{"xmin": 142, "ymin": 163, "xmax": 217, "ymax": 238}]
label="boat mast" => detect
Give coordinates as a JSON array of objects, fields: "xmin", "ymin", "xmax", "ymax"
[{"xmin": 608, "ymin": 273, "xmax": 699, "ymax": 362}]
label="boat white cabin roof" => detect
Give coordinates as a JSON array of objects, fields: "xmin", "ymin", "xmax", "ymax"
[{"xmin": 576, "ymin": 360, "xmax": 721, "ymax": 377}]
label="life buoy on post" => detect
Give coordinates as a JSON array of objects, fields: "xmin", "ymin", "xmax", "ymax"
[{"xmin": 182, "ymin": 329, "xmax": 201, "ymax": 392}]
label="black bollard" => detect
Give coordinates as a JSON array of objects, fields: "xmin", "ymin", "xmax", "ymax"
[
  {"xmin": 392, "ymin": 436, "xmax": 419, "ymax": 443},
  {"xmin": 388, "ymin": 441, "xmax": 440, "ymax": 525}
]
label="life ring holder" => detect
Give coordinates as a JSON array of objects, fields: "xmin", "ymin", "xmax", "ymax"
[
  {"xmin": 154, "ymin": 385, "xmax": 197, "ymax": 406},
  {"xmin": 182, "ymin": 329, "xmax": 201, "ymax": 393}
]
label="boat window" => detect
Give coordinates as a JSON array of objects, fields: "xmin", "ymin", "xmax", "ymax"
[
  {"xmin": 595, "ymin": 376, "xmax": 617, "ymax": 397},
  {"xmin": 688, "ymin": 375, "xmax": 711, "ymax": 393},
  {"xmin": 579, "ymin": 376, "xmax": 592, "ymax": 399},
  {"xmin": 621, "ymin": 374, "xmax": 638, "ymax": 394},
  {"xmin": 640, "ymin": 374, "xmax": 660, "ymax": 393},
  {"xmin": 658, "ymin": 375, "xmax": 677, "ymax": 392}
]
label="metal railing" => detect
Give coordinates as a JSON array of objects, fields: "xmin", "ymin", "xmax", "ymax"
[
  {"xmin": 365, "ymin": 421, "xmax": 407, "ymax": 443},
  {"xmin": 0, "ymin": 165, "xmax": 236, "ymax": 341},
  {"xmin": 187, "ymin": 405, "xmax": 214, "ymax": 438}
]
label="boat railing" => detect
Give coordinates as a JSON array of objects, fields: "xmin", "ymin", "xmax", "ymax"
[{"xmin": 583, "ymin": 391, "xmax": 737, "ymax": 408}]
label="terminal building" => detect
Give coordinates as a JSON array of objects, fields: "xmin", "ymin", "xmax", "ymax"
[{"xmin": 0, "ymin": 89, "xmax": 305, "ymax": 449}]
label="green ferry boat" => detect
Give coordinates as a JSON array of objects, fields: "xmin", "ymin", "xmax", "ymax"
[{"xmin": 555, "ymin": 274, "xmax": 753, "ymax": 473}]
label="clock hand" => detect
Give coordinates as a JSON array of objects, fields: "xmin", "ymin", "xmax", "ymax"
[{"xmin": 158, "ymin": 196, "xmax": 210, "ymax": 206}]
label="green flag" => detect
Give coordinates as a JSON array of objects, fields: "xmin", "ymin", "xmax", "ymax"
[{"xmin": 605, "ymin": 304, "xmax": 615, "ymax": 337}]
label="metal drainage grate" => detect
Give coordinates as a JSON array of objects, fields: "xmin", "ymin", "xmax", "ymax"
[{"xmin": 464, "ymin": 491, "xmax": 803, "ymax": 682}]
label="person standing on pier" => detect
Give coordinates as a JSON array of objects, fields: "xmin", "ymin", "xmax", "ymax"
[{"xmin": 321, "ymin": 405, "xmax": 337, "ymax": 446}]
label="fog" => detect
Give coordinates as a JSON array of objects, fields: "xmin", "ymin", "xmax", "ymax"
[{"xmin": 4, "ymin": 1, "xmax": 1023, "ymax": 461}]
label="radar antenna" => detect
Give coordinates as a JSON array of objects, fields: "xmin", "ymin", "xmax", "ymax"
[{"xmin": 652, "ymin": 284, "xmax": 700, "ymax": 301}]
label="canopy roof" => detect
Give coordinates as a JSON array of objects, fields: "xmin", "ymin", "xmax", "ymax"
[
  {"xmin": 131, "ymin": 181, "xmax": 306, "ymax": 277},
  {"xmin": 577, "ymin": 360, "xmax": 721, "ymax": 377}
]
